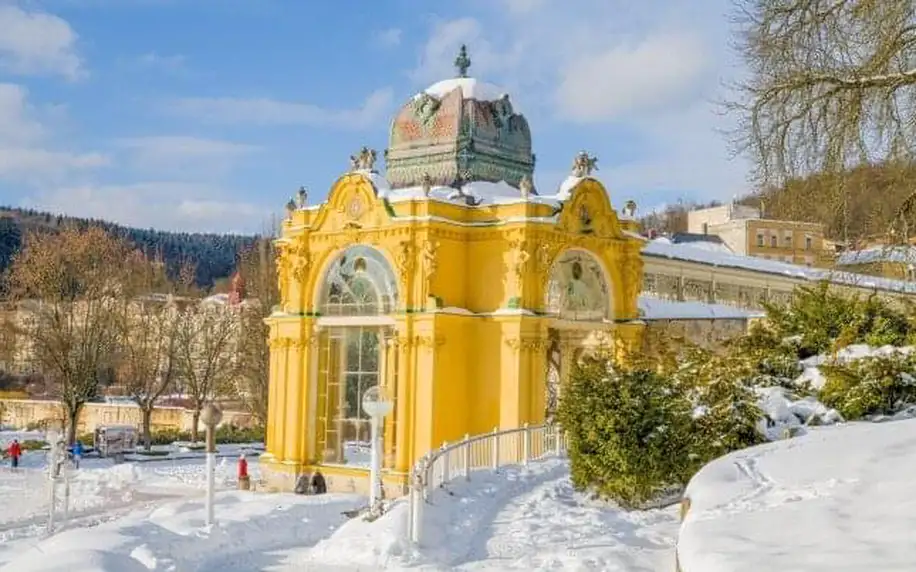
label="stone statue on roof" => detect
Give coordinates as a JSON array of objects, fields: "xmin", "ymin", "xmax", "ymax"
[
  {"xmin": 571, "ymin": 151, "xmax": 598, "ymax": 177},
  {"xmin": 350, "ymin": 147, "xmax": 377, "ymax": 172}
]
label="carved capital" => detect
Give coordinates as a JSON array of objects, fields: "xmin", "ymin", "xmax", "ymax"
[
  {"xmin": 396, "ymin": 334, "xmax": 445, "ymax": 350},
  {"xmin": 505, "ymin": 337, "xmax": 547, "ymax": 353}
]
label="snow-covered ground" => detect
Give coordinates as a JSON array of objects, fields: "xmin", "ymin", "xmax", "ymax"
[
  {"xmin": 295, "ymin": 458, "xmax": 680, "ymax": 571},
  {"xmin": 678, "ymin": 419, "xmax": 916, "ymax": 571},
  {"xmin": 0, "ymin": 452, "xmax": 681, "ymax": 571}
]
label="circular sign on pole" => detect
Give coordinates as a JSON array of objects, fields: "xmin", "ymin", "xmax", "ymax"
[{"xmin": 362, "ymin": 386, "xmax": 394, "ymax": 418}]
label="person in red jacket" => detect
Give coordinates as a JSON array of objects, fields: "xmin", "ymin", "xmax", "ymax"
[{"xmin": 6, "ymin": 439, "xmax": 21, "ymax": 469}]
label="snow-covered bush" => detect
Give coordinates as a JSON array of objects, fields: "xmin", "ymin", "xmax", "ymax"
[
  {"xmin": 763, "ymin": 282, "xmax": 914, "ymax": 358},
  {"xmin": 820, "ymin": 352, "xmax": 916, "ymax": 419},
  {"xmin": 674, "ymin": 348, "xmax": 766, "ymax": 461},
  {"xmin": 558, "ymin": 353, "xmax": 696, "ymax": 509}
]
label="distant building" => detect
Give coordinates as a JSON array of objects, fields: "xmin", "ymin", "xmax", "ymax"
[{"xmin": 687, "ymin": 204, "xmax": 826, "ymax": 267}]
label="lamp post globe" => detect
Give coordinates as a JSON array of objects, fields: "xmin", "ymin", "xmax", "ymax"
[
  {"xmin": 362, "ymin": 385, "xmax": 394, "ymax": 418},
  {"xmin": 200, "ymin": 403, "xmax": 223, "ymax": 428}
]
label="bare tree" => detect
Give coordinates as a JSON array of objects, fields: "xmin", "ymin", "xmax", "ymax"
[
  {"xmin": 231, "ymin": 238, "xmax": 277, "ymax": 425},
  {"xmin": 6, "ymin": 227, "xmax": 139, "ymax": 444},
  {"xmin": 116, "ymin": 259, "xmax": 182, "ymax": 450},
  {"xmin": 730, "ymin": 0, "xmax": 916, "ymax": 241},
  {"xmin": 175, "ymin": 301, "xmax": 238, "ymax": 441}
]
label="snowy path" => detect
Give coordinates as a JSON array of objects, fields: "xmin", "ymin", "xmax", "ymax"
[
  {"xmin": 449, "ymin": 467, "xmax": 679, "ymax": 570},
  {"xmin": 301, "ymin": 459, "xmax": 681, "ymax": 571}
]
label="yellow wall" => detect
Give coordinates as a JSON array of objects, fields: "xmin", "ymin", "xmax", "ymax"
[{"xmin": 261, "ymin": 172, "xmax": 646, "ymax": 493}]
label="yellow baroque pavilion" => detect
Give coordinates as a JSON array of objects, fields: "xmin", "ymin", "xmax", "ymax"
[{"xmin": 261, "ymin": 47, "xmax": 646, "ymax": 494}]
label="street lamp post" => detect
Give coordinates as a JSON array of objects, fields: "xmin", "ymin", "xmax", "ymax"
[
  {"xmin": 200, "ymin": 402, "xmax": 223, "ymax": 527},
  {"xmin": 361, "ymin": 386, "xmax": 393, "ymax": 514}
]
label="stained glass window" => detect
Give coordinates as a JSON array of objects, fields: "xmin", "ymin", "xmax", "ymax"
[
  {"xmin": 545, "ymin": 250, "xmax": 610, "ymax": 321},
  {"xmin": 318, "ymin": 246, "xmax": 398, "ymax": 316}
]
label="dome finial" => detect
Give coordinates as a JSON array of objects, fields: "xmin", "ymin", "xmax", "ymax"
[{"xmin": 454, "ymin": 44, "xmax": 471, "ymax": 78}]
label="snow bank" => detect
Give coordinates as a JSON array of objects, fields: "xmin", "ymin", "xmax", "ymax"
[
  {"xmin": 678, "ymin": 419, "xmax": 916, "ymax": 571},
  {"xmin": 755, "ymin": 387, "xmax": 842, "ymax": 440}
]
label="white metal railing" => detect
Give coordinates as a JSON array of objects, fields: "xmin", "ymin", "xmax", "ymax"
[{"xmin": 406, "ymin": 423, "xmax": 567, "ymax": 545}]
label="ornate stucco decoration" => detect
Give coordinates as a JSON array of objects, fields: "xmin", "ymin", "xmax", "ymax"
[
  {"xmin": 292, "ymin": 235, "xmax": 311, "ymax": 283},
  {"xmin": 510, "ymin": 239, "xmax": 531, "ymax": 295},
  {"xmin": 275, "ymin": 240, "xmax": 292, "ymax": 310},
  {"xmin": 421, "ymin": 241, "xmax": 439, "ymax": 300}
]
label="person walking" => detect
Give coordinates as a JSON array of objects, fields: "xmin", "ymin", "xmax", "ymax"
[
  {"xmin": 72, "ymin": 440, "xmax": 83, "ymax": 469},
  {"xmin": 6, "ymin": 439, "xmax": 21, "ymax": 469}
]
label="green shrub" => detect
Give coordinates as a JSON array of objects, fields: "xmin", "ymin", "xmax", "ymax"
[
  {"xmin": 820, "ymin": 353, "xmax": 916, "ymax": 419},
  {"xmin": 148, "ymin": 428, "xmax": 192, "ymax": 446},
  {"xmin": 764, "ymin": 282, "xmax": 913, "ymax": 358},
  {"xmin": 558, "ymin": 353, "xmax": 695, "ymax": 509},
  {"xmin": 20, "ymin": 439, "xmax": 47, "ymax": 451},
  {"xmin": 214, "ymin": 424, "xmax": 264, "ymax": 444},
  {"xmin": 676, "ymin": 348, "xmax": 766, "ymax": 461}
]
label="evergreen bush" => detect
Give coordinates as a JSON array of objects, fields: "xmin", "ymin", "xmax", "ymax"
[
  {"xmin": 820, "ymin": 353, "xmax": 916, "ymax": 419},
  {"xmin": 557, "ymin": 352, "xmax": 695, "ymax": 509}
]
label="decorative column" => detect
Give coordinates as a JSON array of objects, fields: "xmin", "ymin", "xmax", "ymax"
[
  {"xmin": 381, "ymin": 330, "xmax": 398, "ymax": 469},
  {"xmin": 394, "ymin": 328, "xmax": 415, "ymax": 473},
  {"xmin": 502, "ymin": 334, "xmax": 546, "ymax": 427}
]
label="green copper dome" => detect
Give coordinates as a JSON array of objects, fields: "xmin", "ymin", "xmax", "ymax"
[{"xmin": 384, "ymin": 45, "xmax": 535, "ymax": 191}]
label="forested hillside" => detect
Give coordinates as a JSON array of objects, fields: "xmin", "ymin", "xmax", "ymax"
[{"xmin": 0, "ymin": 207, "xmax": 258, "ymax": 290}]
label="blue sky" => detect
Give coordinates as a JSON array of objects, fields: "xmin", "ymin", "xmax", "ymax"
[{"xmin": 0, "ymin": 0, "xmax": 749, "ymax": 234}]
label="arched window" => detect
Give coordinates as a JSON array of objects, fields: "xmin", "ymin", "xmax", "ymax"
[
  {"xmin": 318, "ymin": 246, "xmax": 398, "ymax": 316},
  {"xmin": 545, "ymin": 250, "xmax": 610, "ymax": 321}
]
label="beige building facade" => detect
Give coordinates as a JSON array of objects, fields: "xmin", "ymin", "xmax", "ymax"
[{"xmin": 687, "ymin": 204, "xmax": 826, "ymax": 266}]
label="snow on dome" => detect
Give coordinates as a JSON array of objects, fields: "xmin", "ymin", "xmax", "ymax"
[{"xmin": 419, "ymin": 77, "xmax": 509, "ymax": 104}]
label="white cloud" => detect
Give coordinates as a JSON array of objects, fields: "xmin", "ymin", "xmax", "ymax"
[
  {"xmin": 555, "ymin": 33, "xmax": 708, "ymax": 122},
  {"xmin": 165, "ymin": 88, "xmax": 394, "ymax": 130},
  {"xmin": 0, "ymin": 82, "xmax": 107, "ymax": 182},
  {"xmin": 601, "ymin": 104, "xmax": 750, "ymax": 205},
  {"xmin": 0, "ymin": 4, "xmax": 83, "ymax": 80},
  {"xmin": 22, "ymin": 182, "xmax": 271, "ymax": 233},
  {"xmin": 375, "ymin": 28, "xmax": 402, "ymax": 48},
  {"xmin": 407, "ymin": 0, "xmax": 746, "ymax": 202},
  {"xmin": 0, "ymin": 83, "xmax": 45, "ymax": 144},
  {"xmin": 116, "ymin": 136, "xmax": 259, "ymax": 175}
]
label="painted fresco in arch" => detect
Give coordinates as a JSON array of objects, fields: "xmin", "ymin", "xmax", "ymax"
[
  {"xmin": 545, "ymin": 250, "xmax": 610, "ymax": 321},
  {"xmin": 318, "ymin": 245, "xmax": 398, "ymax": 316}
]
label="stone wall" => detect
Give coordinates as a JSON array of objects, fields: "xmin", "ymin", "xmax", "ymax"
[
  {"xmin": 0, "ymin": 399, "xmax": 254, "ymax": 434},
  {"xmin": 643, "ymin": 317, "xmax": 753, "ymax": 357}
]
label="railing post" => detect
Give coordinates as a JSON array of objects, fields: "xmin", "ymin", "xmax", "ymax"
[
  {"xmin": 411, "ymin": 467, "xmax": 424, "ymax": 545},
  {"xmin": 421, "ymin": 456, "xmax": 431, "ymax": 502},
  {"xmin": 554, "ymin": 426, "xmax": 562, "ymax": 456},
  {"xmin": 491, "ymin": 427, "xmax": 500, "ymax": 473},
  {"xmin": 522, "ymin": 423, "xmax": 530, "ymax": 465},
  {"xmin": 463, "ymin": 434, "xmax": 471, "ymax": 481},
  {"xmin": 441, "ymin": 442, "xmax": 450, "ymax": 485}
]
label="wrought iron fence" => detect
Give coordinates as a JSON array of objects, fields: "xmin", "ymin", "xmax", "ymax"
[{"xmin": 406, "ymin": 423, "xmax": 567, "ymax": 545}]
